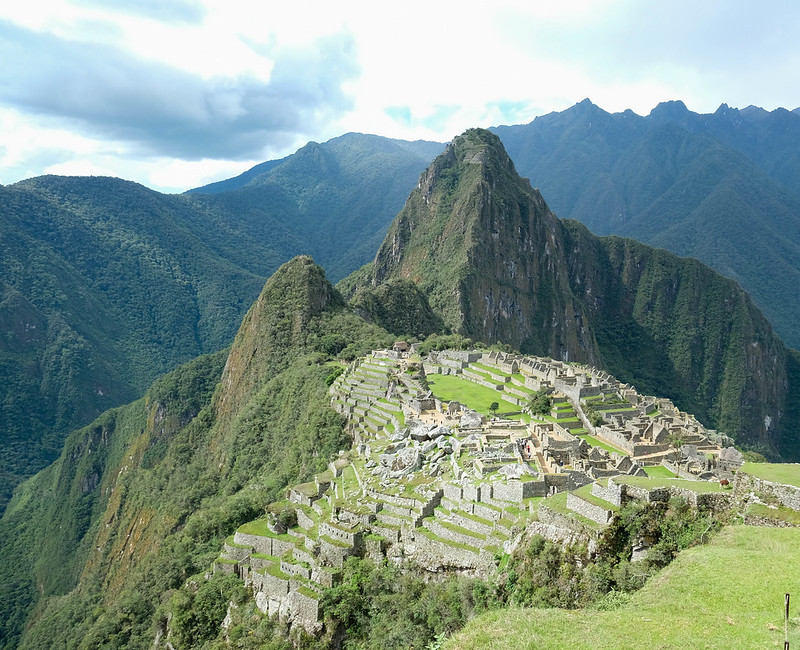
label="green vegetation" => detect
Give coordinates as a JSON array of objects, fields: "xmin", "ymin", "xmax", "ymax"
[
  {"xmin": 643, "ymin": 465, "xmax": 677, "ymax": 478},
  {"xmin": 320, "ymin": 557, "xmax": 493, "ymax": 650},
  {"xmin": 527, "ymin": 390, "xmax": 552, "ymax": 416},
  {"xmin": 427, "ymin": 374, "xmax": 517, "ymax": 415},
  {"xmin": 0, "ymin": 257, "xmax": 393, "ymax": 649},
  {"xmin": 613, "ymin": 476, "xmax": 724, "ymax": 493},
  {"xmin": 447, "ymin": 526, "xmax": 800, "ymax": 649},
  {"xmin": 740, "ymin": 462, "xmax": 800, "ymax": 488},
  {"xmin": 577, "ymin": 434, "xmax": 626, "ymax": 455}
]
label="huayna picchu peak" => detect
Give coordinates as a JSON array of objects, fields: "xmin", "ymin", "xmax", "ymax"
[{"xmin": 349, "ymin": 128, "xmax": 800, "ymax": 458}]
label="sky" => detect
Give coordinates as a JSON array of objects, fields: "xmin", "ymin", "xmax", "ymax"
[{"xmin": 0, "ymin": 0, "xmax": 798, "ymax": 193}]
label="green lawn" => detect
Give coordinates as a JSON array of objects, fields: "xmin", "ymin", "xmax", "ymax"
[
  {"xmin": 577, "ymin": 434, "xmax": 626, "ymax": 455},
  {"xmin": 446, "ymin": 525, "xmax": 800, "ymax": 649},
  {"xmin": 741, "ymin": 462, "xmax": 800, "ymax": 488},
  {"xmin": 427, "ymin": 375, "xmax": 518, "ymax": 414},
  {"xmin": 644, "ymin": 465, "xmax": 677, "ymax": 478},
  {"xmin": 613, "ymin": 475, "xmax": 724, "ymax": 493}
]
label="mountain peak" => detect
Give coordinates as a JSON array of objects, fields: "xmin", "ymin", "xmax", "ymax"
[
  {"xmin": 370, "ymin": 129, "xmax": 597, "ymax": 361},
  {"xmin": 648, "ymin": 100, "xmax": 689, "ymax": 121},
  {"xmin": 216, "ymin": 256, "xmax": 343, "ymax": 420}
]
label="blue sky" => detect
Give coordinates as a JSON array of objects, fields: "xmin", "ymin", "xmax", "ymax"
[{"xmin": 0, "ymin": 0, "xmax": 798, "ymax": 192}]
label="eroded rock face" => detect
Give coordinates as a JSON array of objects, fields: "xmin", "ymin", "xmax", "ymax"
[
  {"xmin": 460, "ymin": 411, "xmax": 483, "ymax": 429},
  {"xmin": 378, "ymin": 446, "xmax": 422, "ymax": 478}
]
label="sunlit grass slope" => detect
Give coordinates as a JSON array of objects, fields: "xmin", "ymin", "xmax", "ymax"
[{"xmin": 446, "ymin": 525, "xmax": 800, "ymax": 649}]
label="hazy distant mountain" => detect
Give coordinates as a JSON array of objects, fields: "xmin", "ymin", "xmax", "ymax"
[
  {"xmin": 492, "ymin": 100, "xmax": 800, "ymax": 348},
  {"xmin": 188, "ymin": 133, "xmax": 442, "ymax": 281}
]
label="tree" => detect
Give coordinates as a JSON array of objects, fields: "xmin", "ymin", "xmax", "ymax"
[
  {"xmin": 528, "ymin": 390, "xmax": 552, "ymax": 417},
  {"xmin": 489, "ymin": 402, "xmax": 500, "ymax": 417}
]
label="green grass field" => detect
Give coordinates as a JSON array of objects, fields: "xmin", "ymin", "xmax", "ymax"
[
  {"xmin": 577, "ymin": 434, "xmax": 627, "ymax": 455},
  {"xmin": 427, "ymin": 374, "xmax": 518, "ymax": 415},
  {"xmin": 446, "ymin": 525, "xmax": 800, "ymax": 649},
  {"xmin": 644, "ymin": 465, "xmax": 677, "ymax": 478},
  {"xmin": 741, "ymin": 463, "xmax": 800, "ymax": 488},
  {"xmin": 614, "ymin": 475, "xmax": 724, "ymax": 493}
]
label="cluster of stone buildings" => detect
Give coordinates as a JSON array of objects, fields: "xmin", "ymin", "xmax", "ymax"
[{"xmin": 215, "ymin": 346, "xmax": 747, "ymax": 632}]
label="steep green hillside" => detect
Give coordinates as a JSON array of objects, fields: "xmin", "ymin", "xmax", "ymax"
[
  {"xmin": 0, "ymin": 178, "xmax": 270, "ymax": 511},
  {"xmin": 493, "ymin": 100, "xmax": 800, "ymax": 348},
  {"xmin": 0, "ymin": 256, "xmax": 392, "ymax": 649},
  {"xmin": 0, "ymin": 133, "xmax": 437, "ymax": 510},
  {"xmin": 189, "ymin": 133, "xmax": 441, "ymax": 281},
  {"xmin": 357, "ymin": 128, "xmax": 800, "ymax": 457}
]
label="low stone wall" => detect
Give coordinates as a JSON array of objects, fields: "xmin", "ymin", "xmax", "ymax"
[
  {"xmin": 319, "ymin": 537, "xmax": 356, "ymax": 567},
  {"xmin": 293, "ymin": 546, "xmax": 316, "ymax": 567},
  {"xmin": 734, "ymin": 471, "xmax": 800, "ymax": 511},
  {"xmin": 319, "ymin": 522, "xmax": 362, "ymax": 547},
  {"xmin": 233, "ymin": 532, "xmax": 273, "ymax": 555},
  {"xmin": 214, "ymin": 560, "xmax": 237, "ymax": 575},
  {"xmin": 566, "ymin": 494, "xmax": 613, "ymax": 525},
  {"xmin": 368, "ymin": 522, "xmax": 401, "ymax": 543},
  {"xmin": 524, "ymin": 520, "xmax": 594, "ymax": 550},
  {"xmin": 448, "ymin": 512, "xmax": 495, "ymax": 536},
  {"xmin": 288, "ymin": 590, "xmax": 320, "ymax": 631},
  {"xmin": 224, "ymin": 541, "xmax": 252, "ymax": 562},
  {"xmin": 471, "ymin": 502, "xmax": 502, "ymax": 521},
  {"xmin": 251, "ymin": 571, "xmax": 289, "ymax": 599},
  {"xmin": 538, "ymin": 502, "xmax": 600, "ymax": 539},
  {"xmin": 413, "ymin": 530, "xmax": 494, "ymax": 572},
  {"xmin": 297, "ymin": 509, "xmax": 315, "ymax": 531},
  {"xmin": 311, "ymin": 566, "xmax": 340, "ymax": 588},
  {"xmin": 591, "ymin": 481, "xmax": 625, "ymax": 507},
  {"xmin": 280, "ymin": 560, "xmax": 311, "ymax": 580},
  {"xmin": 426, "ymin": 519, "xmax": 487, "ymax": 549},
  {"xmin": 492, "ymin": 479, "xmax": 545, "ymax": 502}
]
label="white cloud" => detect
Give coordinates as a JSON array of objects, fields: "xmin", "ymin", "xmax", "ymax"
[{"xmin": 0, "ymin": 0, "xmax": 798, "ymax": 192}]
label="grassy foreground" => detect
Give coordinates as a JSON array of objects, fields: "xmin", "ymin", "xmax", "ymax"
[{"xmin": 446, "ymin": 525, "xmax": 800, "ymax": 649}]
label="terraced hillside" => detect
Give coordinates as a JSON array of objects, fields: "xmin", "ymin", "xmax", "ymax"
[{"xmin": 214, "ymin": 347, "xmax": 750, "ymax": 631}]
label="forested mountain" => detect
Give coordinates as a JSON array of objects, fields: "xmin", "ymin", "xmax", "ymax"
[
  {"xmin": 0, "ymin": 256, "xmax": 393, "ymax": 649},
  {"xmin": 346, "ymin": 129, "xmax": 800, "ymax": 457},
  {"xmin": 0, "ymin": 134, "xmax": 436, "ymax": 511},
  {"xmin": 188, "ymin": 133, "xmax": 442, "ymax": 281},
  {"xmin": 492, "ymin": 100, "xmax": 800, "ymax": 348},
  {"xmin": 3, "ymin": 128, "xmax": 800, "ymax": 649}
]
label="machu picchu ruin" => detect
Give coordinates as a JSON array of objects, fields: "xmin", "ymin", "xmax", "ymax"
[{"xmin": 214, "ymin": 346, "xmax": 753, "ymax": 631}]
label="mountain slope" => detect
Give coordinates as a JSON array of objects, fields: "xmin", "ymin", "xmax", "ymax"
[
  {"xmin": 0, "ymin": 256, "xmax": 392, "ymax": 649},
  {"xmin": 359, "ymin": 128, "xmax": 800, "ymax": 457},
  {"xmin": 0, "ymin": 178, "xmax": 270, "ymax": 511},
  {"xmin": 189, "ymin": 133, "xmax": 442, "ymax": 281},
  {"xmin": 0, "ymin": 133, "xmax": 439, "ymax": 510},
  {"xmin": 492, "ymin": 100, "xmax": 800, "ymax": 348}
]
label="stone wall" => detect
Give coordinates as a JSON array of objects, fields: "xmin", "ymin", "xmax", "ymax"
[
  {"xmin": 233, "ymin": 532, "xmax": 273, "ymax": 555},
  {"xmin": 413, "ymin": 530, "xmax": 495, "ymax": 572},
  {"xmin": 566, "ymin": 494, "xmax": 614, "ymax": 525},
  {"xmin": 319, "ymin": 537, "xmax": 356, "ymax": 567},
  {"xmin": 296, "ymin": 509, "xmax": 315, "ymax": 531},
  {"xmin": 591, "ymin": 481, "xmax": 625, "ymax": 507},
  {"xmin": 538, "ymin": 502, "xmax": 601, "ymax": 540},
  {"xmin": 251, "ymin": 571, "xmax": 289, "ymax": 599},
  {"xmin": 734, "ymin": 472, "xmax": 800, "ymax": 511},
  {"xmin": 288, "ymin": 590, "xmax": 320, "ymax": 631},
  {"xmin": 426, "ymin": 519, "xmax": 486, "ymax": 548}
]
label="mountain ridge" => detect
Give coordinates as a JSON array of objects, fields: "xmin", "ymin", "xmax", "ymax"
[{"xmin": 353, "ymin": 128, "xmax": 799, "ymax": 456}]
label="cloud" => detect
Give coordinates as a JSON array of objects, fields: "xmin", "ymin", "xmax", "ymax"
[
  {"xmin": 72, "ymin": 0, "xmax": 206, "ymax": 24},
  {"xmin": 0, "ymin": 20, "xmax": 359, "ymax": 160}
]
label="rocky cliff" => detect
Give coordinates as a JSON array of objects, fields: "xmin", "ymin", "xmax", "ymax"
[{"xmin": 363, "ymin": 129, "xmax": 800, "ymax": 456}]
